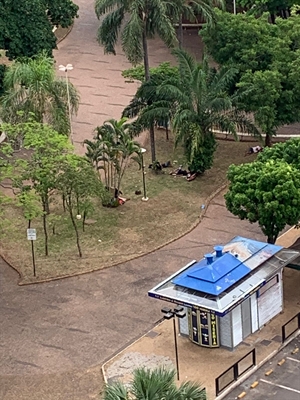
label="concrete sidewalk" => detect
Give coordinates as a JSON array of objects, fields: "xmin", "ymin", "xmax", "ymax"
[{"xmin": 103, "ymin": 229, "xmax": 300, "ymax": 400}]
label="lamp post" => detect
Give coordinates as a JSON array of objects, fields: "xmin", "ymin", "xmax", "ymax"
[
  {"xmin": 161, "ymin": 306, "xmax": 186, "ymax": 381},
  {"xmin": 59, "ymin": 64, "xmax": 74, "ymax": 144},
  {"xmin": 140, "ymin": 148, "xmax": 148, "ymax": 201}
]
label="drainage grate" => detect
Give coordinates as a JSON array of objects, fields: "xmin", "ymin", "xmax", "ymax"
[
  {"xmin": 272, "ymin": 335, "xmax": 282, "ymax": 343},
  {"xmin": 260, "ymin": 339, "xmax": 272, "ymax": 346},
  {"xmin": 145, "ymin": 330, "xmax": 159, "ymax": 339}
]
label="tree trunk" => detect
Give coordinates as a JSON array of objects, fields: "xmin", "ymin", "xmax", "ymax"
[
  {"xmin": 142, "ymin": 28, "xmax": 156, "ymax": 162},
  {"xmin": 67, "ymin": 196, "xmax": 82, "ymax": 258},
  {"xmin": 76, "ymin": 194, "xmax": 80, "ymax": 215},
  {"xmin": 62, "ymin": 194, "xmax": 66, "ymax": 212},
  {"xmin": 166, "ymin": 126, "xmax": 169, "ymax": 141},
  {"xmin": 42, "ymin": 201, "xmax": 49, "ymax": 256},
  {"xmin": 82, "ymin": 210, "xmax": 86, "ymax": 232},
  {"xmin": 142, "ymin": 30, "xmax": 150, "ymax": 81},
  {"xmin": 267, "ymin": 235, "xmax": 276, "ymax": 244},
  {"xmin": 270, "ymin": 13, "xmax": 276, "ymax": 23},
  {"xmin": 178, "ymin": 14, "xmax": 183, "ymax": 49},
  {"xmin": 265, "ymin": 133, "xmax": 272, "ymax": 147},
  {"xmin": 45, "ymin": 194, "xmax": 50, "ymax": 215}
]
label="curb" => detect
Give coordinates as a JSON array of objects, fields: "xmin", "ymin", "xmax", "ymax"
[{"xmin": 1, "ymin": 183, "xmax": 228, "ymax": 286}]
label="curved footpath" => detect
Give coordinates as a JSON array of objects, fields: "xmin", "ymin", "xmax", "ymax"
[
  {"xmin": 1, "ymin": 1, "xmax": 299, "ymax": 399},
  {"xmin": 0, "ymin": 189, "xmax": 266, "ymax": 400}
]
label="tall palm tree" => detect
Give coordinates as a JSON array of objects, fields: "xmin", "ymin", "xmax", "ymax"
[
  {"xmin": 95, "ymin": 0, "xmax": 179, "ymax": 162},
  {"xmin": 0, "ymin": 53, "xmax": 80, "ymax": 136},
  {"xmin": 102, "ymin": 367, "xmax": 207, "ymax": 400},
  {"xmin": 137, "ymin": 49, "xmax": 260, "ymax": 173}
]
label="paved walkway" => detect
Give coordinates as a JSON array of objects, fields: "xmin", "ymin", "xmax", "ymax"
[
  {"xmin": 0, "ymin": 189, "xmax": 270, "ymax": 400},
  {"xmin": 1, "ymin": 2, "xmax": 300, "ymax": 400}
]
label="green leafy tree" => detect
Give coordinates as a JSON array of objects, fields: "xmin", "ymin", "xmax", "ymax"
[
  {"xmin": 95, "ymin": 0, "xmax": 179, "ymax": 162},
  {"xmin": 101, "ymin": 367, "xmax": 207, "ymax": 400},
  {"xmin": 225, "ymin": 160, "xmax": 300, "ymax": 243},
  {"xmin": 200, "ymin": 11, "xmax": 281, "ymax": 73},
  {"xmin": 0, "ymin": 0, "xmax": 79, "ymax": 60},
  {"xmin": 257, "ymin": 138, "xmax": 300, "ymax": 168},
  {"xmin": 201, "ymin": 11, "xmax": 300, "ymax": 145},
  {"xmin": 0, "ymin": 53, "xmax": 80, "ymax": 136},
  {"xmin": 6, "ymin": 120, "xmax": 73, "ymax": 256},
  {"xmin": 136, "ymin": 49, "xmax": 259, "ymax": 174},
  {"xmin": 236, "ymin": 0, "xmax": 296, "ymax": 22},
  {"xmin": 44, "ymin": 0, "xmax": 79, "ymax": 28},
  {"xmin": 57, "ymin": 155, "xmax": 104, "ymax": 257},
  {"xmin": 16, "ymin": 188, "xmax": 43, "ymax": 229}
]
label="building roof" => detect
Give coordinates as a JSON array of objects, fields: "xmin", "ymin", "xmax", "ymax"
[
  {"xmin": 172, "ymin": 237, "xmax": 281, "ymax": 296},
  {"xmin": 148, "ymin": 236, "xmax": 299, "ymax": 316},
  {"xmin": 173, "ymin": 252, "xmax": 251, "ymax": 296}
]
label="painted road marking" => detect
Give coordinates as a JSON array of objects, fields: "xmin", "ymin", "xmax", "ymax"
[
  {"xmin": 260, "ymin": 379, "xmax": 300, "ymax": 394},
  {"xmin": 287, "ymin": 357, "xmax": 300, "ymax": 364}
]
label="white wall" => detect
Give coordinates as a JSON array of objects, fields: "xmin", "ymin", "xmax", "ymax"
[
  {"xmin": 258, "ymin": 277, "xmax": 282, "ymax": 328},
  {"xmin": 250, "ymin": 293, "xmax": 259, "ymax": 333},
  {"xmin": 232, "ymin": 305, "xmax": 243, "ymax": 347}
]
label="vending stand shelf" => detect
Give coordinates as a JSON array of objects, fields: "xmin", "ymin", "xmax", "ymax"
[{"xmin": 148, "ymin": 236, "xmax": 299, "ymax": 349}]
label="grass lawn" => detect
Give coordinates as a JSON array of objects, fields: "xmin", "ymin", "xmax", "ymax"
[{"xmin": 0, "ymin": 131, "xmax": 259, "ymax": 283}]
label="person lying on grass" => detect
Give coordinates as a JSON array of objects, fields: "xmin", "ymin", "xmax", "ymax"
[{"xmin": 245, "ymin": 145, "xmax": 263, "ymax": 156}]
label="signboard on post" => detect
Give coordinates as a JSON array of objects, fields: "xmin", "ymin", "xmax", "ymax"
[{"xmin": 27, "ymin": 228, "xmax": 37, "ymax": 241}]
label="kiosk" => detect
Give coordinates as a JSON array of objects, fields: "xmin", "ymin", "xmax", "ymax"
[{"xmin": 148, "ymin": 236, "xmax": 299, "ymax": 349}]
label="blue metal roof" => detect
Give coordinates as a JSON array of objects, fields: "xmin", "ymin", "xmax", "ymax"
[
  {"xmin": 173, "ymin": 253, "xmax": 251, "ymax": 296},
  {"xmin": 172, "ymin": 237, "xmax": 283, "ymax": 296}
]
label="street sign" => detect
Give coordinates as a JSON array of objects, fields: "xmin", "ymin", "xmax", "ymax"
[{"xmin": 27, "ymin": 228, "xmax": 37, "ymax": 241}]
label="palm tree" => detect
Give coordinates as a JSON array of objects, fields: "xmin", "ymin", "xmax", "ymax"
[
  {"xmin": 84, "ymin": 118, "xmax": 141, "ymax": 203},
  {"xmin": 101, "ymin": 367, "xmax": 207, "ymax": 400},
  {"xmin": 137, "ymin": 49, "xmax": 260, "ymax": 174},
  {"xmin": 0, "ymin": 53, "xmax": 79, "ymax": 136},
  {"xmin": 95, "ymin": 0, "xmax": 179, "ymax": 162}
]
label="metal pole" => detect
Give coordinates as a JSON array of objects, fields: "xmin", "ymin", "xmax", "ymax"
[
  {"xmin": 65, "ymin": 70, "xmax": 73, "ymax": 144},
  {"xmin": 233, "ymin": 0, "xmax": 236, "ymax": 14},
  {"xmin": 31, "ymin": 240, "xmax": 36, "ymax": 277},
  {"xmin": 173, "ymin": 317, "xmax": 180, "ymax": 381},
  {"xmin": 141, "ymin": 152, "xmax": 148, "ymax": 201}
]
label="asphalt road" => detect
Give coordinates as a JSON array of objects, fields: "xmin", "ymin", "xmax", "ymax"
[{"xmin": 224, "ymin": 334, "xmax": 300, "ymax": 400}]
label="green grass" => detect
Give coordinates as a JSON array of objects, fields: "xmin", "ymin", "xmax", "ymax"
[{"xmin": 0, "ymin": 131, "xmax": 260, "ymax": 283}]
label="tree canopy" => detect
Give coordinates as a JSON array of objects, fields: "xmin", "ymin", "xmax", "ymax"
[
  {"xmin": 127, "ymin": 49, "xmax": 259, "ymax": 174},
  {"xmin": 257, "ymin": 138, "xmax": 300, "ymax": 169},
  {"xmin": 201, "ymin": 11, "xmax": 300, "ymax": 145},
  {"xmin": 0, "ymin": 0, "xmax": 79, "ymax": 59},
  {"xmin": 225, "ymin": 160, "xmax": 300, "ymax": 243}
]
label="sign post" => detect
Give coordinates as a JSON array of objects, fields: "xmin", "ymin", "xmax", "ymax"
[{"xmin": 27, "ymin": 228, "xmax": 36, "ymax": 277}]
